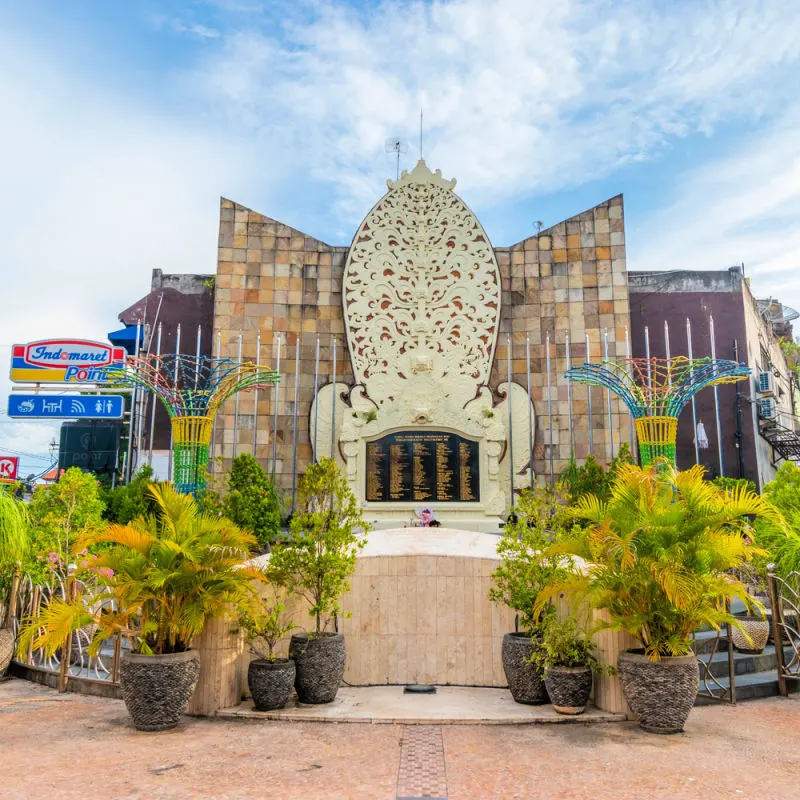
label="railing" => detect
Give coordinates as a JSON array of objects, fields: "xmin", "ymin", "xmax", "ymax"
[
  {"xmin": 10, "ymin": 568, "xmax": 126, "ymax": 690},
  {"xmin": 694, "ymin": 601, "xmax": 736, "ymax": 704},
  {"xmin": 767, "ymin": 565, "xmax": 800, "ymax": 695}
]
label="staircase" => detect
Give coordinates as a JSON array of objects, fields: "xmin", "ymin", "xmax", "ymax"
[
  {"xmin": 693, "ymin": 629, "xmax": 798, "ymax": 704},
  {"xmin": 759, "ymin": 417, "xmax": 800, "ymax": 464}
]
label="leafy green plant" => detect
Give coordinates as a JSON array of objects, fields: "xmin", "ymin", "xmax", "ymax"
[
  {"xmin": 17, "ymin": 483, "xmax": 264, "ymax": 658},
  {"xmin": 712, "ymin": 476, "xmax": 757, "ymax": 494},
  {"xmin": 756, "ymin": 462, "xmax": 800, "ymax": 579},
  {"xmin": 359, "ymin": 408, "xmax": 378, "ymax": 423},
  {"xmin": 489, "ymin": 485, "xmax": 573, "ymax": 635},
  {"xmin": 530, "ymin": 616, "xmax": 612, "ymax": 675},
  {"xmin": 540, "ymin": 463, "xmax": 785, "ymax": 660},
  {"xmin": 268, "ymin": 458, "xmax": 368, "ymax": 634},
  {"xmin": 0, "ymin": 487, "xmax": 28, "ymax": 617},
  {"xmin": 223, "ymin": 454, "xmax": 281, "ymax": 549},
  {"xmin": 559, "ymin": 443, "xmax": 634, "ymax": 504},
  {"xmin": 26, "ymin": 467, "xmax": 106, "ymax": 584},
  {"xmin": 102, "ymin": 465, "xmax": 158, "ymax": 524},
  {"xmin": 240, "ymin": 590, "xmax": 296, "ymax": 662}
]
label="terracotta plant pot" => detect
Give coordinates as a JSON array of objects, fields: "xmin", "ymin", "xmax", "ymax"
[
  {"xmin": 544, "ymin": 665, "xmax": 593, "ymax": 715},
  {"xmin": 731, "ymin": 615, "xmax": 770, "ymax": 654},
  {"xmin": 617, "ymin": 649, "xmax": 698, "ymax": 734},
  {"xmin": 0, "ymin": 629, "xmax": 14, "ymax": 677},
  {"xmin": 501, "ymin": 632, "xmax": 548, "ymax": 705},
  {"xmin": 248, "ymin": 658, "xmax": 296, "ymax": 711},
  {"xmin": 289, "ymin": 632, "xmax": 345, "ymax": 705},
  {"xmin": 119, "ymin": 650, "xmax": 200, "ymax": 731}
]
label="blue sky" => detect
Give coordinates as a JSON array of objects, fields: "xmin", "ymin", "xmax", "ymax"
[{"xmin": 1, "ymin": 0, "xmax": 800, "ymax": 475}]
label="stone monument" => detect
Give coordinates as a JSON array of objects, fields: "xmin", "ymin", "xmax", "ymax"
[{"xmin": 310, "ymin": 160, "xmax": 534, "ymax": 529}]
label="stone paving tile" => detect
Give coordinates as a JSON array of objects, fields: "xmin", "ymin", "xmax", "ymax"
[
  {"xmin": 3, "ymin": 678, "xmax": 800, "ymax": 799},
  {"xmin": 396, "ymin": 725, "xmax": 447, "ymax": 799}
]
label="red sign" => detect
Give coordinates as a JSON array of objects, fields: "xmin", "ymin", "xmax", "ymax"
[{"xmin": 0, "ymin": 457, "xmax": 19, "ymax": 484}]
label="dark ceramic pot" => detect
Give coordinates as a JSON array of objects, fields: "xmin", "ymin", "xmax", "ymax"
[
  {"xmin": 617, "ymin": 649, "xmax": 698, "ymax": 734},
  {"xmin": 248, "ymin": 658, "xmax": 296, "ymax": 711},
  {"xmin": 119, "ymin": 650, "xmax": 200, "ymax": 732},
  {"xmin": 501, "ymin": 632, "xmax": 548, "ymax": 705},
  {"xmin": 289, "ymin": 632, "xmax": 345, "ymax": 705},
  {"xmin": 544, "ymin": 665, "xmax": 593, "ymax": 715},
  {"xmin": 0, "ymin": 629, "xmax": 14, "ymax": 677}
]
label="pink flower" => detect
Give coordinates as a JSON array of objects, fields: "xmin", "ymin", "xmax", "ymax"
[
  {"xmin": 79, "ymin": 549, "xmax": 88, "ymax": 556},
  {"xmin": 47, "ymin": 551, "xmax": 60, "ymax": 564},
  {"xmin": 79, "ymin": 560, "xmax": 89, "ymax": 569},
  {"xmin": 97, "ymin": 567, "xmax": 114, "ymax": 579}
]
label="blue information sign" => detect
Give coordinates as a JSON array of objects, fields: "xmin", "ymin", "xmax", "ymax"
[{"xmin": 8, "ymin": 394, "xmax": 125, "ymax": 420}]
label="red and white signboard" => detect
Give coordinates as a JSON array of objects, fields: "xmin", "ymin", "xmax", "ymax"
[
  {"xmin": 10, "ymin": 339, "xmax": 126, "ymax": 383},
  {"xmin": 0, "ymin": 456, "xmax": 19, "ymax": 484}
]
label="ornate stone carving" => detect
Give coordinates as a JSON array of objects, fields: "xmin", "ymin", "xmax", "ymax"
[{"xmin": 343, "ymin": 159, "xmax": 501, "ymax": 405}]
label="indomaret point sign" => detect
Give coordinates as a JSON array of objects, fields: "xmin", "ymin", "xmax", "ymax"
[{"xmin": 10, "ymin": 339, "xmax": 126, "ymax": 383}]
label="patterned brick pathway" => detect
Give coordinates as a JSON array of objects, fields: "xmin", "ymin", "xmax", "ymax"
[{"xmin": 396, "ymin": 726, "xmax": 448, "ymax": 800}]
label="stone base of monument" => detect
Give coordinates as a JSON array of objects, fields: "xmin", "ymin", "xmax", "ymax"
[{"xmin": 366, "ymin": 514, "xmax": 504, "ymax": 533}]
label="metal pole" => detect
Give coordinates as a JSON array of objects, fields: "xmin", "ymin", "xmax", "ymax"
[
  {"xmin": 125, "ymin": 320, "xmax": 142, "ymax": 482},
  {"xmin": 734, "ymin": 339, "xmax": 746, "ymax": 479},
  {"xmin": 565, "ymin": 332, "xmax": 574, "ymax": 454},
  {"xmin": 526, "ymin": 335, "xmax": 534, "ymax": 486},
  {"xmin": 271, "ymin": 334, "xmax": 282, "ymax": 482},
  {"xmin": 330, "ymin": 338, "xmax": 337, "ymax": 461},
  {"xmin": 644, "ymin": 326, "xmax": 652, "ymax": 415},
  {"xmin": 147, "ymin": 322, "xmax": 162, "ymax": 467},
  {"xmin": 687, "ymin": 319, "xmax": 700, "ymax": 465},
  {"xmin": 291, "ymin": 336, "xmax": 300, "ymax": 511},
  {"xmin": 210, "ymin": 331, "xmax": 221, "ymax": 467},
  {"xmin": 546, "ymin": 332, "xmax": 554, "ymax": 486},
  {"xmin": 625, "ymin": 326, "xmax": 635, "ymax": 454},
  {"xmin": 253, "ymin": 332, "xmax": 261, "ymax": 457},
  {"xmin": 506, "ymin": 335, "xmax": 514, "ymax": 502},
  {"xmin": 585, "ymin": 332, "xmax": 593, "ymax": 455},
  {"xmin": 135, "ymin": 321, "xmax": 147, "ymax": 459},
  {"xmin": 664, "ymin": 320, "xmax": 672, "ymax": 387},
  {"xmin": 168, "ymin": 323, "xmax": 180, "ymax": 484},
  {"xmin": 233, "ymin": 333, "xmax": 243, "ymax": 459},
  {"xmin": 710, "ymin": 315, "xmax": 725, "ymax": 477},
  {"xmin": 313, "ymin": 336, "xmax": 320, "ymax": 460},
  {"xmin": 194, "ymin": 324, "xmax": 202, "ymax": 393},
  {"xmin": 604, "ymin": 329, "xmax": 614, "ymax": 459}
]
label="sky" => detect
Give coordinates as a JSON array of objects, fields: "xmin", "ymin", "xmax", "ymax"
[{"xmin": 1, "ymin": 0, "xmax": 800, "ymax": 476}]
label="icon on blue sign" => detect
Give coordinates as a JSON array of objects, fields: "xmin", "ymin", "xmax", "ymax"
[{"xmin": 7, "ymin": 394, "xmax": 125, "ymax": 420}]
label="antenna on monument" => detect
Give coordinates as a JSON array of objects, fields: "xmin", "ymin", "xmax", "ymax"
[
  {"xmin": 384, "ymin": 137, "xmax": 408, "ymax": 180},
  {"xmin": 534, "ymin": 220, "xmax": 544, "ymax": 233}
]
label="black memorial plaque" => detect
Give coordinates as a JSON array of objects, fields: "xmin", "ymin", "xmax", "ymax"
[{"xmin": 365, "ymin": 431, "xmax": 480, "ymax": 503}]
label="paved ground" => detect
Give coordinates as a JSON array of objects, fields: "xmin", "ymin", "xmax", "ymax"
[{"xmin": 2, "ymin": 677, "xmax": 800, "ymax": 800}]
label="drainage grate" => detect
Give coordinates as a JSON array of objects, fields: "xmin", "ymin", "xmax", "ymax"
[{"xmin": 396, "ymin": 725, "xmax": 448, "ymax": 800}]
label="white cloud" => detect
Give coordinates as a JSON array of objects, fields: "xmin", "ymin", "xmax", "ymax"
[
  {"xmin": 192, "ymin": 0, "xmax": 800, "ymax": 218},
  {"xmin": 632, "ymin": 111, "xmax": 800, "ymax": 315}
]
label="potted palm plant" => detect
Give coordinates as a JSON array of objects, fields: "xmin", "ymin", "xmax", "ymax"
[
  {"xmin": 489, "ymin": 485, "xmax": 572, "ymax": 705},
  {"xmin": 17, "ymin": 483, "xmax": 263, "ymax": 731},
  {"xmin": 0, "ymin": 487, "xmax": 28, "ymax": 677},
  {"xmin": 268, "ymin": 458, "xmax": 368, "ymax": 705},
  {"xmin": 241, "ymin": 590, "xmax": 297, "ymax": 711},
  {"xmin": 531, "ymin": 616, "xmax": 611, "ymax": 715},
  {"xmin": 542, "ymin": 463, "xmax": 784, "ymax": 733}
]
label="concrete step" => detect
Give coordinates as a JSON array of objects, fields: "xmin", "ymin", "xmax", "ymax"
[
  {"xmin": 697, "ymin": 644, "xmax": 795, "ymax": 679},
  {"xmin": 696, "ymin": 669, "xmax": 800, "ymax": 705}
]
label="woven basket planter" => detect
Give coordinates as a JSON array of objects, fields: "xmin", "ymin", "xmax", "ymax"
[
  {"xmin": 289, "ymin": 632, "xmax": 345, "ymax": 705},
  {"xmin": 0, "ymin": 629, "xmax": 14, "ymax": 677},
  {"xmin": 731, "ymin": 615, "xmax": 770, "ymax": 654},
  {"xmin": 618, "ymin": 649, "xmax": 698, "ymax": 734},
  {"xmin": 119, "ymin": 650, "xmax": 200, "ymax": 731},
  {"xmin": 501, "ymin": 633, "xmax": 548, "ymax": 705},
  {"xmin": 544, "ymin": 665, "xmax": 593, "ymax": 715},
  {"xmin": 248, "ymin": 658, "xmax": 296, "ymax": 711}
]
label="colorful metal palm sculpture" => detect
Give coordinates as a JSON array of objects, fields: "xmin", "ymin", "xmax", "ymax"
[
  {"xmin": 565, "ymin": 356, "xmax": 750, "ymax": 466},
  {"xmin": 109, "ymin": 355, "xmax": 279, "ymax": 494}
]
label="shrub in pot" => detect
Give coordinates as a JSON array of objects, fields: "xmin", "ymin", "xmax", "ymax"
[
  {"xmin": 268, "ymin": 458, "xmax": 368, "ymax": 705},
  {"xmin": 0, "ymin": 487, "xmax": 28, "ymax": 677},
  {"xmin": 541, "ymin": 463, "xmax": 784, "ymax": 733},
  {"xmin": 17, "ymin": 484, "xmax": 263, "ymax": 731},
  {"xmin": 489, "ymin": 485, "xmax": 572, "ymax": 705},
  {"xmin": 241, "ymin": 591, "xmax": 296, "ymax": 711},
  {"xmin": 531, "ymin": 616, "xmax": 613, "ymax": 715}
]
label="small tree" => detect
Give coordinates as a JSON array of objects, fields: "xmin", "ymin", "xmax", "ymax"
[
  {"xmin": 489, "ymin": 484, "xmax": 573, "ymax": 635},
  {"xmin": 756, "ymin": 462, "xmax": 800, "ymax": 579},
  {"xmin": 223, "ymin": 454, "xmax": 281, "ymax": 549},
  {"xmin": 268, "ymin": 458, "xmax": 368, "ymax": 634},
  {"xmin": 240, "ymin": 588, "xmax": 296, "ymax": 662},
  {"xmin": 0, "ymin": 488, "xmax": 28, "ymax": 621},
  {"xmin": 102, "ymin": 465, "xmax": 158, "ymax": 524},
  {"xmin": 559, "ymin": 443, "xmax": 634, "ymax": 505},
  {"xmin": 26, "ymin": 468, "xmax": 106, "ymax": 583}
]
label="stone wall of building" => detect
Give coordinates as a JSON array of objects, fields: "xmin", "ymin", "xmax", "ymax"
[
  {"xmin": 213, "ymin": 194, "xmax": 632, "ymax": 493},
  {"xmin": 490, "ymin": 195, "xmax": 632, "ymax": 483}
]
